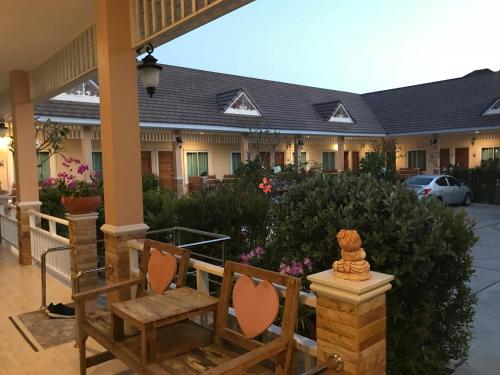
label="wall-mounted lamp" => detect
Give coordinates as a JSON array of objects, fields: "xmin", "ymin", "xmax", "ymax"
[
  {"xmin": 0, "ymin": 119, "xmax": 7, "ymax": 137},
  {"xmin": 429, "ymin": 138, "xmax": 438, "ymax": 146},
  {"xmin": 360, "ymin": 143, "xmax": 365, "ymax": 150},
  {"xmin": 297, "ymin": 139, "xmax": 304, "ymax": 147},
  {"xmin": 471, "ymin": 136, "xmax": 476, "ymax": 146},
  {"xmin": 136, "ymin": 43, "xmax": 163, "ymax": 98},
  {"xmin": 176, "ymin": 136, "xmax": 183, "ymax": 148}
]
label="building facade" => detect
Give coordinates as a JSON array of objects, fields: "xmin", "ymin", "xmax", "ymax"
[{"xmin": 1, "ymin": 66, "xmax": 499, "ymax": 194}]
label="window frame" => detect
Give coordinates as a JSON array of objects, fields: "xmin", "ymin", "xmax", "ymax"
[
  {"xmin": 230, "ymin": 151, "xmax": 242, "ymax": 175},
  {"xmin": 328, "ymin": 103, "xmax": 354, "ymax": 124},
  {"xmin": 407, "ymin": 149, "xmax": 427, "ymax": 171},
  {"xmin": 483, "ymin": 98, "xmax": 500, "ymax": 116},
  {"xmin": 184, "ymin": 150, "xmax": 211, "ymax": 181},
  {"xmin": 322, "ymin": 151, "xmax": 337, "ymax": 171}
]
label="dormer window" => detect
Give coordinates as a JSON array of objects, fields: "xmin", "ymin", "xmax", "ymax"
[
  {"xmin": 314, "ymin": 100, "xmax": 354, "ymax": 124},
  {"xmin": 483, "ymin": 98, "xmax": 500, "ymax": 116},
  {"xmin": 329, "ymin": 103, "xmax": 353, "ymax": 123},
  {"xmin": 51, "ymin": 80, "xmax": 100, "ymax": 103},
  {"xmin": 216, "ymin": 89, "xmax": 261, "ymax": 117}
]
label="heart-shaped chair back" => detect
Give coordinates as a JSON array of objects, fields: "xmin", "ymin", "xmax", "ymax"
[
  {"xmin": 136, "ymin": 239, "xmax": 190, "ymax": 297},
  {"xmin": 215, "ymin": 261, "xmax": 301, "ymax": 348}
]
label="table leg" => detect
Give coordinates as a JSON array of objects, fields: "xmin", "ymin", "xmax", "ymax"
[
  {"xmin": 141, "ymin": 325, "xmax": 157, "ymax": 363},
  {"xmin": 111, "ymin": 313, "xmax": 125, "ymax": 342}
]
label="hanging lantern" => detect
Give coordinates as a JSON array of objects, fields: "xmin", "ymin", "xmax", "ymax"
[
  {"xmin": 0, "ymin": 119, "xmax": 7, "ymax": 137},
  {"xmin": 137, "ymin": 43, "xmax": 163, "ymax": 98}
]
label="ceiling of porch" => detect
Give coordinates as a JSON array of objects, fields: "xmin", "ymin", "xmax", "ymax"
[{"xmin": 0, "ymin": 0, "xmax": 95, "ymax": 94}]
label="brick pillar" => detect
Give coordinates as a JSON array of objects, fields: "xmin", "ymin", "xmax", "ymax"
[
  {"xmin": 430, "ymin": 134, "xmax": 440, "ymax": 174},
  {"xmin": 67, "ymin": 213, "xmax": 99, "ymax": 292},
  {"xmin": 308, "ymin": 270, "xmax": 394, "ymax": 375},
  {"xmin": 336, "ymin": 136, "xmax": 345, "ymax": 172},
  {"xmin": 16, "ymin": 202, "xmax": 41, "ymax": 265},
  {"xmin": 101, "ymin": 224, "xmax": 148, "ymax": 302}
]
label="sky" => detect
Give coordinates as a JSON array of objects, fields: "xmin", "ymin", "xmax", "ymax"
[{"xmin": 155, "ymin": 0, "xmax": 500, "ymax": 94}]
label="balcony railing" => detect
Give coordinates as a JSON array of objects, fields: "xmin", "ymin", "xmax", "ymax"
[{"xmin": 0, "ymin": 204, "xmax": 19, "ymax": 249}]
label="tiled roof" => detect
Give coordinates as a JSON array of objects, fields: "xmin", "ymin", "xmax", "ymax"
[
  {"xmin": 35, "ymin": 65, "xmax": 500, "ymax": 136},
  {"xmin": 362, "ymin": 69, "xmax": 500, "ymax": 135},
  {"xmin": 35, "ymin": 65, "xmax": 385, "ymax": 135}
]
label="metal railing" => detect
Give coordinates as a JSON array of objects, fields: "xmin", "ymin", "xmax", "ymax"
[{"xmin": 146, "ymin": 226, "xmax": 230, "ymax": 265}]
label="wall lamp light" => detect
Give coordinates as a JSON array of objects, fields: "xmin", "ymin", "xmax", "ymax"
[{"xmin": 136, "ymin": 43, "xmax": 163, "ymax": 98}]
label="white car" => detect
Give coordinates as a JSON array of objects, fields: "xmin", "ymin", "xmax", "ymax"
[{"xmin": 405, "ymin": 175, "xmax": 473, "ymax": 205}]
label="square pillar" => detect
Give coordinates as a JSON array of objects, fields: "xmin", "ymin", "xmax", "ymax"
[
  {"xmin": 67, "ymin": 213, "xmax": 99, "ymax": 291},
  {"xmin": 308, "ymin": 270, "xmax": 394, "ymax": 375},
  {"xmin": 10, "ymin": 71, "xmax": 40, "ymax": 265},
  {"xmin": 336, "ymin": 137, "xmax": 345, "ymax": 172},
  {"xmin": 95, "ymin": 0, "xmax": 149, "ymax": 300},
  {"xmin": 172, "ymin": 134, "xmax": 184, "ymax": 196},
  {"xmin": 241, "ymin": 134, "xmax": 250, "ymax": 162},
  {"xmin": 430, "ymin": 134, "xmax": 440, "ymax": 174},
  {"xmin": 81, "ymin": 127, "xmax": 93, "ymax": 181}
]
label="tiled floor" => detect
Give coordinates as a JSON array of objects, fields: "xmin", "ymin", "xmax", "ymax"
[{"xmin": 0, "ymin": 245, "xmax": 130, "ymax": 375}]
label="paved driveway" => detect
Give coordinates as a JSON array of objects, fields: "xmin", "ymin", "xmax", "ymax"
[{"xmin": 455, "ymin": 204, "xmax": 500, "ymax": 375}]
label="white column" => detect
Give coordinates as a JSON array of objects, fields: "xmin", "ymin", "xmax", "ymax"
[
  {"xmin": 81, "ymin": 127, "xmax": 93, "ymax": 180},
  {"xmin": 241, "ymin": 134, "xmax": 250, "ymax": 161}
]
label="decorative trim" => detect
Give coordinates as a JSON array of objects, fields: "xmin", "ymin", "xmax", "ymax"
[
  {"xmin": 100, "ymin": 223, "xmax": 149, "ymax": 236},
  {"xmin": 17, "ymin": 201, "xmax": 42, "ymax": 208},
  {"xmin": 307, "ymin": 270, "xmax": 394, "ymax": 305},
  {"xmin": 66, "ymin": 212, "xmax": 99, "ymax": 221}
]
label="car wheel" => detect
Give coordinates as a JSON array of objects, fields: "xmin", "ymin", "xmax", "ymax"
[
  {"xmin": 463, "ymin": 193, "xmax": 471, "ymax": 206},
  {"xmin": 437, "ymin": 196, "xmax": 443, "ymax": 202}
]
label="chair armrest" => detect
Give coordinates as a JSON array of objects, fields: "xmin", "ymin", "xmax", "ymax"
[
  {"xmin": 202, "ymin": 338, "xmax": 289, "ymax": 375},
  {"xmin": 72, "ymin": 278, "xmax": 142, "ymax": 301}
]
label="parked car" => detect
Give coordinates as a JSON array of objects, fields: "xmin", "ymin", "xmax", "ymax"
[{"xmin": 404, "ymin": 175, "xmax": 472, "ymax": 205}]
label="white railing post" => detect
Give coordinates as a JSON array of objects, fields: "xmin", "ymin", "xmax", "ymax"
[{"xmin": 49, "ymin": 220, "xmax": 57, "ymax": 235}]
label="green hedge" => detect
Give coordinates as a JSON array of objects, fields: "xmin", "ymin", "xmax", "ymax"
[
  {"xmin": 269, "ymin": 173, "xmax": 476, "ymax": 374},
  {"xmin": 448, "ymin": 160, "xmax": 500, "ymax": 203}
]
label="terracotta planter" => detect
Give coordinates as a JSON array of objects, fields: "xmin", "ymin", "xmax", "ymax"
[{"xmin": 61, "ymin": 196, "xmax": 102, "ymax": 215}]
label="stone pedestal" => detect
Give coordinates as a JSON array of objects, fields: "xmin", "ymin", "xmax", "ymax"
[
  {"xmin": 101, "ymin": 223, "xmax": 148, "ymax": 302},
  {"xmin": 68, "ymin": 213, "xmax": 99, "ymax": 292},
  {"xmin": 308, "ymin": 270, "xmax": 394, "ymax": 375},
  {"xmin": 16, "ymin": 201, "xmax": 42, "ymax": 265}
]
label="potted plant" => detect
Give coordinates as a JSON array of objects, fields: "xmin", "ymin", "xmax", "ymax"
[{"xmin": 46, "ymin": 157, "xmax": 102, "ymax": 214}]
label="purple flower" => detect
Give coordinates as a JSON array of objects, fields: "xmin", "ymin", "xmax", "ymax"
[
  {"xmin": 303, "ymin": 257, "xmax": 313, "ymax": 271},
  {"xmin": 66, "ymin": 181, "xmax": 77, "ymax": 190},
  {"xmin": 62, "ymin": 161, "xmax": 70, "ymax": 168},
  {"xmin": 77, "ymin": 163, "xmax": 89, "ymax": 174},
  {"xmin": 57, "ymin": 171, "xmax": 69, "ymax": 179}
]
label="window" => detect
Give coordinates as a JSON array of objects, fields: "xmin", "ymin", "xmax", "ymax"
[
  {"xmin": 481, "ymin": 147, "xmax": 500, "ymax": 162},
  {"xmin": 37, "ymin": 152, "xmax": 50, "ymax": 181},
  {"xmin": 447, "ymin": 176, "xmax": 461, "ymax": 186},
  {"xmin": 231, "ymin": 152, "xmax": 241, "ymax": 174},
  {"xmin": 408, "ymin": 150, "xmax": 426, "ymax": 171},
  {"xmin": 323, "ymin": 152, "xmax": 336, "ymax": 171},
  {"xmin": 187, "ymin": 152, "xmax": 209, "ymax": 177},
  {"xmin": 329, "ymin": 104, "xmax": 353, "ymax": 123},
  {"xmin": 386, "ymin": 151, "xmax": 396, "ymax": 171},
  {"xmin": 435, "ymin": 177, "xmax": 448, "ymax": 187},
  {"xmin": 300, "ymin": 152, "xmax": 307, "ymax": 166},
  {"xmin": 92, "ymin": 152, "xmax": 102, "ymax": 174},
  {"xmin": 224, "ymin": 92, "xmax": 261, "ymax": 116},
  {"xmin": 483, "ymin": 98, "xmax": 500, "ymax": 116}
]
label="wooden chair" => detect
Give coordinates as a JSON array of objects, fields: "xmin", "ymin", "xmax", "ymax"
[
  {"xmin": 73, "ymin": 239, "xmax": 191, "ymax": 375},
  {"xmin": 145, "ymin": 261, "xmax": 301, "ymax": 374}
]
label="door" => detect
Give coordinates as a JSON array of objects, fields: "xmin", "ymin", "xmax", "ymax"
[
  {"xmin": 259, "ymin": 152, "xmax": 271, "ymax": 168},
  {"xmin": 158, "ymin": 151, "xmax": 174, "ymax": 191},
  {"xmin": 352, "ymin": 151, "xmax": 360, "ymax": 171},
  {"xmin": 434, "ymin": 176, "xmax": 451, "ymax": 204},
  {"xmin": 454, "ymin": 148, "xmax": 469, "ymax": 168},
  {"xmin": 344, "ymin": 151, "xmax": 349, "ymax": 170},
  {"xmin": 274, "ymin": 152, "xmax": 285, "ymax": 167},
  {"xmin": 440, "ymin": 148, "xmax": 450, "ymax": 171},
  {"xmin": 141, "ymin": 151, "xmax": 152, "ymax": 175},
  {"xmin": 446, "ymin": 176, "xmax": 463, "ymax": 204}
]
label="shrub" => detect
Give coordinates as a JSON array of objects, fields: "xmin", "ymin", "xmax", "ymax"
[
  {"xmin": 448, "ymin": 160, "xmax": 500, "ymax": 203},
  {"xmin": 143, "ymin": 190, "xmax": 175, "ymax": 230},
  {"xmin": 359, "ymin": 152, "xmax": 386, "ymax": 177},
  {"xmin": 174, "ymin": 179, "xmax": 270, "ymax": 260},
  {"xmin": 269, "ymin": 173, "xmax": 476, "ymax": 374}
]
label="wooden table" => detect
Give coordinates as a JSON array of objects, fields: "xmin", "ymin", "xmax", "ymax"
[{"xmin": 110, "ymin": 287, "xmax": 218, "ymax": 363}]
